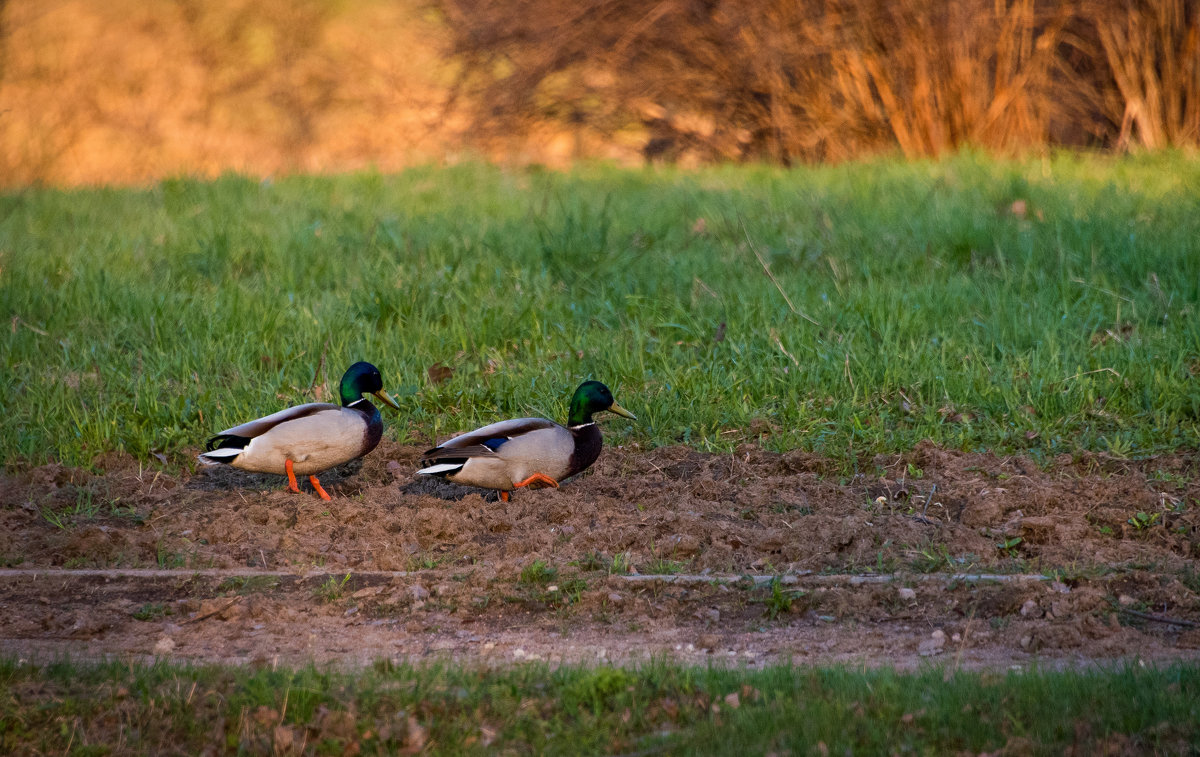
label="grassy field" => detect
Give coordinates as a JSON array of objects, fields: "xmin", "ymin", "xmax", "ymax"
[
  {"xmin": 2, "ymin": 657, "xmax": 1197, "ymax": 754},
  {"xmin": 2, "ymin": 153, "xmax": 1198, "ymax": 470}
]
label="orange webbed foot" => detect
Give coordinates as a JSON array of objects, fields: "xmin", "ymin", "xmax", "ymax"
[
  {"xmin": 513, "ymin": 472, "xmax": 560, "ymax": 490},
  {"xmin": 309, "ymin": 475, "xmax": 332, "ymax": 501}
]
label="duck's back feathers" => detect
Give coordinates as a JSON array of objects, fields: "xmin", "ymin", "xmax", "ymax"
[
  {"xmin": 213, "ymin": 403, "xmax": 340, "ymax": 440},
  {"xmin": 421, "ymin": 417, "xmax": 558, "ymax": 460}
]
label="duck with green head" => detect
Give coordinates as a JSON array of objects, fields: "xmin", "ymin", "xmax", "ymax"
[
  {"xmin": 417, "ymin": 380, "xmax": 636, "ymax": 501},
  {"xmin": 199, "ymin": 361, "xmax": 401, "ymax": 500}
]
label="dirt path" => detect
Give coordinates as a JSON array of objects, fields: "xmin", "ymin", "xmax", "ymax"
[{"xmin": 1, "ymin": 441, "xmax": 1198, "ymax": 669}]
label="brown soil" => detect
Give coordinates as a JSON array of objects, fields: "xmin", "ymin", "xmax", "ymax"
[{"xmin": 1, "ymin": 441, "xmax": 1198, "ymax": 670}]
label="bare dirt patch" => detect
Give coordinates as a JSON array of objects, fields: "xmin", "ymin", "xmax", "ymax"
[{"xmin": 1, "ymin": 441, "xmax": 1198, "ymax": 670}]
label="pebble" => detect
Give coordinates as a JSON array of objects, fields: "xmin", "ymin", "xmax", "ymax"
[
  {"xmin": 898, "ymin": 587, "xmax": 917, "ymax": 601},
  {"xmin": 408, "ymin": 584, "xmax": 429, "ymax": 601},
  {"xmin": 918, "ymin": 629, "xmax": 946, "ymax": 656},
  {"xmin": 153, "ymin": 636, "xmax": 175, "ymax": 655},
  {"xmin": 1020, "ymin": 599, "xmax": 1042, "ymax": 617}
]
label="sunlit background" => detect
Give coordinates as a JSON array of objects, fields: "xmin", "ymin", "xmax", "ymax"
[{"xmin": 2, "ymin": 0, "xmax": 1197, "ymax": 187}]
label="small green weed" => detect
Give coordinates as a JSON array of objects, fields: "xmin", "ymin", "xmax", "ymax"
[
  {"xmin": 406, "ymin": 553, "xmax": 442, "ymax": 571},
  {"xmin": 550, "ymin": 577, "xmax": 589, "ymax": 606},
  {"xmin": 216, "ymin": 576, "xmax": 279, "ymax": 596},
  {"xmin": 761, "ymin": 578, "xmax": 805, "ymax": 620},
  {"xmin": 643, "ymin": 558, "xmax": 687, "ymax": 575},
  {"xmin": 314, "ymin": 573, "xmax": 352, "ymax": 602},
  {"xmin": 570, "ymin": 551, "xmax": 608, "ymax": 572},
  {"xmin": 1148, "ymin": 469, "xmax": 1189, "ymax": 489},
  {"xmin": 609, "ymin": 553, "xmax": 633, "ymax": 575},
  {"xmin": 519, "ymin": 560, "xmax": 558, "ymax": 586},
  {"xmin": 155, "ymin": 543, "xmax": 186, "ymax": 569},
  {"xmin": 996, "ymin": 537, "xmax": 1023, "ymax": 558},
  {"xmin": 131, "ymin": 603, "xmax": 171, "ymax": 621},
  {"xmin": 1127, "ymin": 512, "xmax": 1160, "ymax": 530},
  {"xmin": 910, "ymin": 544, "xmax": 956, "ymax": 573}
]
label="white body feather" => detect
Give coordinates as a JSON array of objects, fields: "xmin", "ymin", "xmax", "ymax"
[
  {"xmin": 198, "ymin": 403, "xmax": 370, "ymax": 476},
  {"xmin": 418, "ymin": 417, "xmax": 576, "ymax": 491}
]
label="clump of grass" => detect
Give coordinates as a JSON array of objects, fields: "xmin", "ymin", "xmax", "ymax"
[
  {"xmin": 1127, "ymin": 511, "xmax": 1161, "ymax": 530},
  {"xmin": 216, "ymin": 576, "xmax": 279, "ymax": 596},
  {"xmin": 155, "ymin": 543, "xmax": 186, "ymax": 569},
  {"xmin": 518, "ymin": 560, "xmax": 558, "ymax": 587},
  {"xmin": 314, "ymin": 573, "xmax": 352, "ymax": 603},
  {"xmin": 643, "ymin": 558, "xmax": 688, "ymax": 575},
  {"xmin": 570, "ymin": 551, "xmax": 608, "ymax": 572},
  {"xmin": 131, "ymin": 602, "xmax": 171, "ymax": 621},
  {"xmin": 760, "ymin": 578, "xmax": 806, "ymax": 620},
  {"xmin": 609, "ymin": 553, "xmax": 633, "ymax": 575},
  {"xmin": 406, "ymin": 553, "xmax": 442, "ymax": 572}
]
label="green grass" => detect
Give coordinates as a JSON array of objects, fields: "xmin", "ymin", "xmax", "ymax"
[
  {"xmin": 0, "ymin": 657, "xmax": 1197, "ymax": 754},
  {"xmin": 2, "ymin": 153, "xmax": 1199, "ymax": 469},
  {"xmin": 314, "ymin": 573, "xmax": 353, "ymax": 603}
]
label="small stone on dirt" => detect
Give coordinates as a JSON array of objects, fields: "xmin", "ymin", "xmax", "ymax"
[
  {"xmin": 694, "ymin": 607, "xmax": 720, "ymax": 623},
  {"xmin": 1118, "ymin": 594, "xmax": 1137, "ymax": 606},
  {"xmin": 698, "ymin": 633, "xmax": 720, "ymax": 651},
  {"xmin": 1020, "ymin": 599, "xmax": 1042, "ymax": 618},
  {"xmin": 898, "ymin": 587, "xmax": 917, "ymax": 601},
  {"xmin": 918, "ymin": 629, "xmax": 946, "ymax": 656},
  {"xmin": 607, "ymin": 593, "xmax": 623, "ymax": 604},
  {"xmin": 153, "ymin": 636, "xmax": 175, "ymax": 655},
  {"xmin": 408, "ymin": 584, "xmax": 429, "ymax": 601}
]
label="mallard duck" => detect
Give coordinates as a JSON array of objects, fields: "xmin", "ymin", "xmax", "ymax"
[
  {"xmin": 417, "ymin": 380, "xmax": 635, "ymax": 501},
  {"xmin": 198, "ymin": 361, "xmax": 401, "ymax": 500}
]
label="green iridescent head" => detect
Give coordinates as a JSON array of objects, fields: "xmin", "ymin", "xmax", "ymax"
[
  {"xmin": 567, "ymin": 380, "xmax": 637, "ymax": 426},
  {"xmin": 339, "ymin": 362, "xmax": 401, "ymax": 409}
]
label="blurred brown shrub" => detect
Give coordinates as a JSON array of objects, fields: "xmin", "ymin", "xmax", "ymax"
[
  {"xmin": 436, "ymin": 0, "xmax": 1199, "ymax": 163},
  {"xmin": 0, "ymin": 0, "xmax": 1195, "ymax": 186}
]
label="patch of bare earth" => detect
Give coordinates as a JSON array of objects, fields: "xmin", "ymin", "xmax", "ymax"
[{"xmin": 1, "ymin": 441, "xmax": 1197, "ymax": 670}]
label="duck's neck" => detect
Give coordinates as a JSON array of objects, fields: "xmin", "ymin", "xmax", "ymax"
[
  {"xmin": 566, "ymin": 421, "xmax": 603, "ymax": 479},
  {"xmin": 347, "ymin": 398, "xmax": 384, "ymax": 453}
]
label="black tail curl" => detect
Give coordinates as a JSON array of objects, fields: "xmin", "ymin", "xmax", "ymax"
[{"xmin": 204, "ymin": 433, "xmax": 252, "ymax": 452}]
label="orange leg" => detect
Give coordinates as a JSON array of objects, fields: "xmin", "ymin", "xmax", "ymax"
[
  {"xmin": 513, "ymin": 472, "xmax": 560, "ymax": 490},
  {"xmin": 285, "ymin": 459, "xmax": 301, "ymax": 494},
  {"xmin": 500, "ymin": 491, "xmax": 510, "ymax": 502},
  {"xmin": 309, "ymin": 475, "xmax": 332, "ymax": 501}
]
